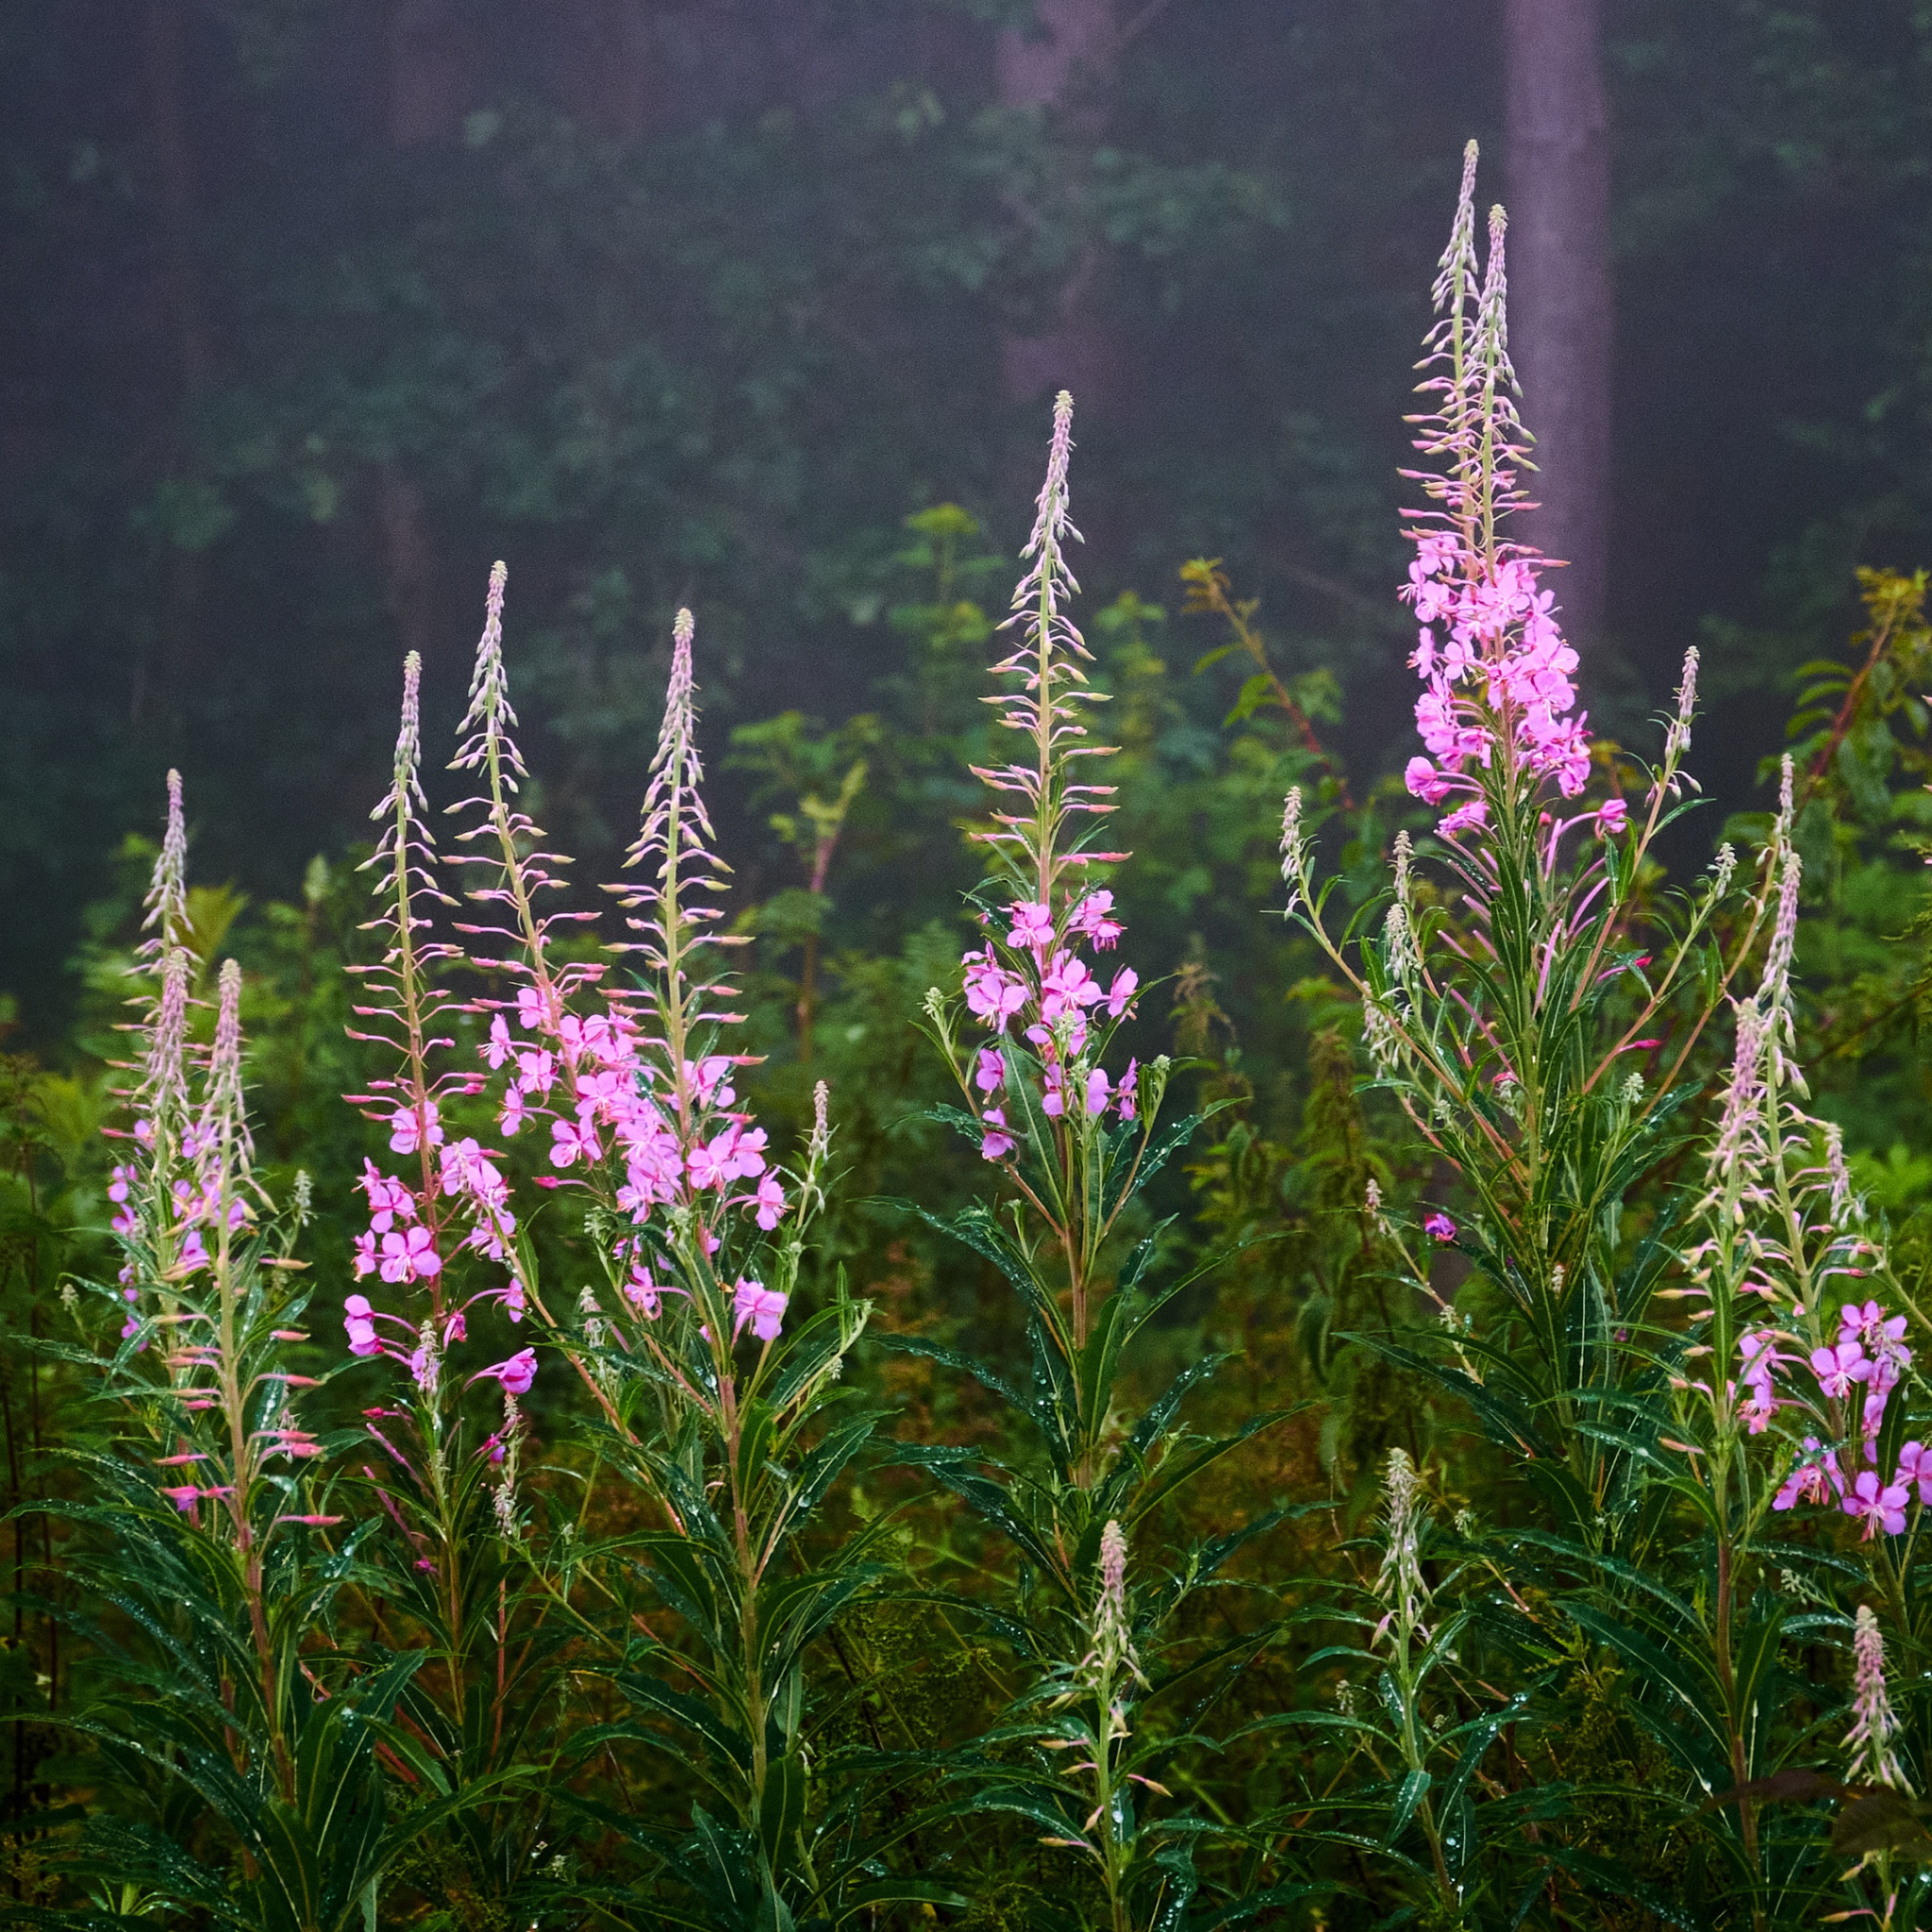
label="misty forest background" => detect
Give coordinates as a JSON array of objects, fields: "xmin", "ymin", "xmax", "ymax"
[{"xmin": 8, "ymin": 0, "xmax": 1932, "ymax": 1038}]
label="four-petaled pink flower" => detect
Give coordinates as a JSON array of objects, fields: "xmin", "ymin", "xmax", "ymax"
[
  {"xmin": 733, "ymin": 1278, "xmax": 788, "ymax": 1343},
  {"xmin": 389, "ymin": 1100, "xmax": 442, "ymax": 1154},
  {"xmin": 1085, "ymin": 1068, "xmax": 1111, "ymax": 1116},
  {"xmin": 980, "ymin": 1107, "xmax": 1015, "ymax": 1161},
  {"xmin": 963, "ymin": 950, "xmax": 1028, "ymax": 1031},
  {"xmin": 1041, "ymin": 953, "xmax": 1102, "ymax": 1023},
  {"xmin": 550, "ymin": 1117, "xmax": 600, "ymax": 1168},
  {"xmin": 974, "ymin": 1047, "xmax": 1006, "ymax": 1095},
  {"xmin": 1008, "ymin": 902, "xmax": 1054, "ymax": 953},
  {"xmin": 359, "ymin": 1158, "xmax": 416, "ymax": 1231},
  {"xmin": 1809, "ymin": 1340, "xmax": 1870, "ymax": 1401},
  {"xmin": 1846, "ymin": 1470, "xmax": 1911, "ymax": 1540},
  {"xmin": 378, "ymin": 1224, "xmax": 441, "ymax": 1283},
  {"xmin": 1105, "ymin": 968, "xmax": 1139, "ymax": 1020}
]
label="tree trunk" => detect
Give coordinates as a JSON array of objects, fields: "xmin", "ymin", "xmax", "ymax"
[
  {"xmin": 550, "ymin": 0, "xmax": 660, "ymax": 141},
  {"xmin": 996, "ymin": 0, "xmax": 1124, "ymax": 413},
  {"xmin": 141, "ymin": 0, "xmax": 210, "ymax": 722},
  {"xmin": 1504, "ymin": 0, "xmax": 1612, "ymax": 647},
  {"xmin": 386, "ymin": 0, "xmax": 475, "ymax": 146}
]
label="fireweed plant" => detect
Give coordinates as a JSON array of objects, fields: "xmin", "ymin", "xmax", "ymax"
[
  {"xmin": 1271, "ymin": 143, "xmax": 1932, "ymax": 1925},
  {"xmin": 23, "ymin": 783, "xmax": 468, "ymax": 1930},
  {"xmin": 22, "ymin": 140, "xmax": 1932, "ymax": 1932}
]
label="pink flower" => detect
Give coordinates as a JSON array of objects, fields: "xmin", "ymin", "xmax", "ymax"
[
  {"xmin": 358, "ymin": 1159, "xmax": 416, "ymax": 1231},
  {"xmin": 1068, "ymin": 891, "xmax": 1123, "ymax": 949},
  {"xmin": 1105, "ymin": 967, "xmax": 1139, "ymax": 1020},
  {"xmin": 550, "ymin": 1117, "xmax": 600, "ymax": 1168},
  {"xmin": 502, "ymin": 1276, "xmax": 527, "ymax": 1323},
  {"xmin": 516, "ymin": 1050, "xmax": 556, "ymax": 1097},
  {"xmin": 344, "ymin": 1293, "xmax": 381, "ymax": 1357},
  {"xmin": 1846, "ymin": 1470, "xmax": 1911, "ymax": 1540},
  {"xmin": 1896, "ymin": 1441, "xmax": 1932, "ymax": 1506},
  {"xmin": 500, "ymin": 1088, "xmax": 528, "ymax": 1136},
  {"xmin": 1438, "ymin": 798, "xmax": 1490, "ymax": 837},
  {"xmin": 1810, "ymin": 1340, "xmax": 1871, "ymax": 1401},
  {"xmin": 1405, "ymin": 757, "xmax": 1453, "ymax": 805},
  {"xmin": 378, "ymin": 1225, "xmax": 441, "ymax": 1284},
  {"xmin": 974, "ymin": 1047, "xmax": 1006, "ymax": 1095},
  {"xmin": 1774, "ymin": 1438, "xmax": 1845, "ymax": 1512},
  {"xmin": 483, "ymin": 1014, "xmax": 513, "ymax": 1069},
  {"xmin": 389, "ymin": 1101, "xmax": 442, "ymax": 1154},
  {"xmin": 516, "ymin": 986, "xmax": 546, "ymax": 1031},
  {"xmin": 161, "ymin": 1486, "xmax": 200, "ymax": 1512},
  {"xmin": 1085, "ymin": 1068, "xmax": 1111, "ymax": 1116},
  {"xmin": 177, "ymin": 1229, "xmax": 210, "ymax": 1273},
  {"xmin": 352, "ymin": 1231, "xmax": 378, "ymax": 1279},
  {"xmin": 963, "ymin": 949, "xmax": 1028, "ymax": 1031},
  {"xmin": 1008, "ymin": 901, "xmax": 1055, "ymax": 953},
  {"xmin": 1595, "ymin": 796, "xmax": 1628, "ymax": 836},
  {"xmin": 753, "ymin": 1174, "xmax": 787, "ymax": 1230},
  {"xmin": 1424, "ymin": 1211, "xmax": 1457, "ymax": 1242},
  {"xmin": 980, "ymin": 1107, "xmax": 1015, "ymax": 1161},
  {"xmin": 1041, "ymin": 953, "xmax": 1102, "ymax": 1022},
  {"xmin": 1116, "ymin": 1058, "xmax": 1139, "ymax": 1121},
  {"xmin": 623, "ymin": 1267, "xmax": 662, "ymax": 1318},
  {"xmin": 475, "ymin": 1349, "xmax": 538, "ymax": 1397},
  {"xmin": 733, "ymin": 1278, "xmax": 788, "ymax": 1342}
]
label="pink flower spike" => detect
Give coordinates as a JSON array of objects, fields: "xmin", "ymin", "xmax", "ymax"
[
  {"xmin": 474, "ymin": 1348, "xmax": 538, "ymax": 1397},
  {"xmin": 1424, "ymin": 1211, "xmax": 1457, "ymax": 1242}
]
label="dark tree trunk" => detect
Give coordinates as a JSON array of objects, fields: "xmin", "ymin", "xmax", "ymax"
[
  {"xmin": 1504, "ymin": 0, "xmax": 1612, "ymax": 646},
  {"xmin": 386, "ymin": 0, "xmax": 475, "ymax": 145},
  {"xmin": 996, "ymin": 0, "xmax": 1124, "ymax": 414},
  {"xmin": 550, "ymin": 0, "xmax": 661, "ymax": 140},
  {"xmin": 141, "ymin": 0, "xmax": 210, "ymax": 721}
]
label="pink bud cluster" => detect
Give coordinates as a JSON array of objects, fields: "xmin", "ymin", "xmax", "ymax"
[{"xmin": 961, "ymin": 888, "xmax": 1141, "ymax": 1160}]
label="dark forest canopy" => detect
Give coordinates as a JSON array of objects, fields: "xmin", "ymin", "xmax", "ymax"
[{"xmin": 4, "ymin": 0, "xmax": 1931, "ymax": 1033}]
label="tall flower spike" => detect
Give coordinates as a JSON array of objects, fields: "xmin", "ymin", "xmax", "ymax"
[
  {"xmin": 141, "ymin": 768, "xmax": 190, "ymax": 965},
  {"xmin": 1375, "ymin": 1447, "xmax": 1430, "ymax": 1632},
  {"xmin": 451, "ymin": 560, "xmax": 524, "ymax": 782},
  {"xmin": 973, "ymin": 391, "xmax": 1121, "ymax": 907},
  {"xmin": 200, "ymin": 958, "xmax": 253, "ymax": 1177},
  {"xmin": 141, "ymin": 946, "xmax": 192, "ymax": 1142},
  {"xmin": 611, "ymin": 610, "xmax": 741, "ymax": 1083},
  {"xmin": 448, "ymin": 564, "xmax": 600, "ymax": 1014},
  {"xmin": 1844, "ymin": 1606, "xmax": 1909, "ymax": 1791}
]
